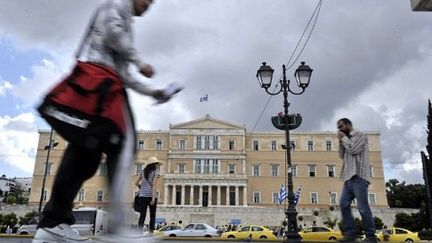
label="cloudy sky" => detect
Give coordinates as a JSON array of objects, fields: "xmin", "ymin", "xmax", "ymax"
[{"xmin": 0, "ymin": 0, "xmax": 430, "ymax": 184}]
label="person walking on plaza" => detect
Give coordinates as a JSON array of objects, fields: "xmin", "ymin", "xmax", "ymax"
[
  {"xmin": 337, "ymin": 118, "xmax": 377, "ymax": 243},
  {"xmin": 33, "ymin": 0, "xmax": 168, "ymax": 242},
  {"xmin": 135, "ymin": 157, "xmax": 161, "ymax": 233}
]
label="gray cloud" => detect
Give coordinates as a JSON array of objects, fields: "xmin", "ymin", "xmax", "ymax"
[{"xmin": 0, "ymin": 0, "xmax": 431, "ymax": 182}]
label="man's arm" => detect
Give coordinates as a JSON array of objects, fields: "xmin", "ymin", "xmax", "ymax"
[
  {"xmin": 340, "ymin": 132, "xmax": 367, "ymax": 155},
  {"xmin": 338, "ymin": 143, "xmax": 345, "ymax": 159}
]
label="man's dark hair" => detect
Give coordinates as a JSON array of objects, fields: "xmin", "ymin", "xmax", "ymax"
[{"xmin": 337, "ymin": 118, "xmax": 352, "ymax": 126}]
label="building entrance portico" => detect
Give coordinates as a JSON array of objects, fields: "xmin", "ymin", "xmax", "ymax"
[{"xmin": 163, "ymin": 174, "xmax": 248, "ymax": 207}]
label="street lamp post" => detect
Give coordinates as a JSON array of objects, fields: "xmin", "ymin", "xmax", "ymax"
[
  {"xmin": 256, "ymin": 62, "xmax": 313, "ymax": 242},
  {"xmin": 38, "ymin": 128, "xmax": 58, "ymax": 213}
]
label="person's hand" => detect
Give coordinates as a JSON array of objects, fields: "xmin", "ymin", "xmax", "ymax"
[
  {"xmin": 139, "ymin": 64, "xmax": 155, "ymax": 78},
  {"xmin": 337, "ymin": 131, "xmax": 345, "ymax": 140},
  {"xmin": 150, "ymin": 198, "xmax": 156, "ymax": 205},
  {"xmin": 152, "ymin": 90, "xmax": 165, "ymax": 100}
]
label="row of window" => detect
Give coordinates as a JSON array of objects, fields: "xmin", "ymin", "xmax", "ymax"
[
  {"xmin": 156, "ymin": 163, "xmax": 374, "ymax": 178},
  {"xmin": 251, "ymin": 191, "xmax": 377, "ymax": 205},
  {"xmin": 49, "ymin": 161, "xmax": 374, "ymax": 178},
  {"xmin": 135, "ymin": 137, "xmax": 336, "ymax": 151},
  {"xmin": 43, "ymin": 189, "xmax": 377, "ymax": 205}
]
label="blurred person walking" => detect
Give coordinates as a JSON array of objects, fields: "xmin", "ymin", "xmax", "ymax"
[
  {"xmin": 337, "ymin": 118, "xmax": 376, "ymax": 243},
  {"xmin": 34, "ymin": 0, "xmax": 168, "ymax": 242}
]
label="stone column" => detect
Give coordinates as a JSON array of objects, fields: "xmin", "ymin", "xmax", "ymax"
[
  {"xmin": 181, "ymin": 185, "xmax": 185, "ymax": 206},
  {"xmin": 217, "ymin": 185, "xmax": 221, "ymax": 206},
  {"xmin": 164, "ymin": 184, "xmax": 169, "ymax": 206},
  {"xmin": 190, "ymin": 185, "xmax": 194, "ymax": 206},
  {"xmin": 199, "ymin": 185, "xmax": 203, "ymax": 206},
  {"xmin": 208, "ymin": 185, "xmax": 212, "ymax": 206},
  {"xmin": 243, "ymin": 186, "xmax": 247, "ymax": 206},
  {"xmin": 171, "ymin": 185, "xmax": 176, "ymax": 206},
  {"xmin": 235, "ymin": 186, "xmax": 239, "ymax": 206},
  {"xmin": 226, "ymin": 186, "xmax": 230, "ymax": 206}
]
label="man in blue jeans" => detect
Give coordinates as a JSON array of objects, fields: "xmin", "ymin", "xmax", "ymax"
[{"xmin": 337, "ymin": 118, "xmax": 377, "ymax": 243}]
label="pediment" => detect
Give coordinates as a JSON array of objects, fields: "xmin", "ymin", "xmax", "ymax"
[{"xmin": 170, "ymin": 115, "xmax": 244, "ymax": 130}]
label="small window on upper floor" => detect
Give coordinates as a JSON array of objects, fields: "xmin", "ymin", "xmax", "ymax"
[
  {"xmin": 326, "ymin": 141, "xmax": 332, "ymax": 151},
  {"xmin": 156, "ymin": 139, "xmax": 162, "ymax": 150},
  {"xmin": 308, "ymin": 141, "xmax": 314, "ymax": 151},
  {"xmin": 271, "ymin": 141, "xmax": 277, "ymax": 151},
  {"xmin": 253, "ymin": 141, "xmax": 259, "ymax": 151},
  {"xmin": 179, "ymin": 139, "xmax": 186, "ymax": 150},
  {"xmin": 229, "ymin": 140, "xmax": 235, "ymax": 150},
  {"xmin": 137, "ymin": 139, "xmax": 144, "ymax": 150}
]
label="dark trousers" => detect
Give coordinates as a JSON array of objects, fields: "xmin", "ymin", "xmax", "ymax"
[
  {"xmin": 137, "ymin": 197, "xmax": 157, "ymax": 232},
  {"xmin": 38, "ymin": 143, "xmax": 120, "ymax": 228}
]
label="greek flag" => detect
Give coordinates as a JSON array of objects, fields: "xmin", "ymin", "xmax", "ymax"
[
  {"xmin": 277, "ymin": 185, "xmax": 288, "ymax": 205},
  {"xmin": 294, "ymin": 185, "xmax": 302, "ymax": 205},
  {"xmin": 200, "ymin": 94, "xmax": 208, "ymax": 102}
]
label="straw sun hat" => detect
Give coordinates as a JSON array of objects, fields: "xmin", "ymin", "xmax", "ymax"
[{"xmin": 142, "ymin": 156, "xmax": 163, "ymax": 168}]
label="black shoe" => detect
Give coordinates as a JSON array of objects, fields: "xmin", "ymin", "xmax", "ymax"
[
  {"xmin": 362, "ymin": 237, "xmax": 377, "ymax": 243},
  {"xmin": 338, "ymin": 236, "xmax": 357, "ymax": 242}
]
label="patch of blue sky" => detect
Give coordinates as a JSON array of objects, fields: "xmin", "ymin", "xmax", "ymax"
[
  {"xmin": 0, "ymin": 161, "xmax": 33, "ymax": 178},
  {"xmin": 0, "ymin": 36, "xmax": 50, "ymax": 85},
  {"xmin": 0, "ymin": 36, "xmax": 50, "ymax": 116}
]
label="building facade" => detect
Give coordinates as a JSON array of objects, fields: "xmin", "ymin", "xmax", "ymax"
[{"xmin": 29, "ymin": 115, "xmax": 387, "ymax": 213}]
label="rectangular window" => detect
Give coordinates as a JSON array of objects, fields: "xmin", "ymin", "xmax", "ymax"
[
  {"xmin": 179, "ymin": 140, "xmax": 186, "ymax": 150},
  {"xmin": 212, "ymin": 160, "xmax": 218, "ymax": 174},
  {"xmin": 253, "ymin": 192, "xmax": 261, "ymax": 203},
  {"xmin": 370, "ymin": 165, "xmax": 374, "ymax": 177},
  {"xmin": 229, "ymin": 140, "xmax": 235, "ymax": 150},
  {"xmin": 271, "ymin": 164, "xmax": 279, "ymax": 177},
  {"xmin": 78, "ymin": 189, "xmax": 85, "ymax": 201},
  {"xmin": 178, "ymin": 163, "xmax": 185, "ymax": 174},
  {"xmin": 196, "ymin": 136, "xmax": 202, "ymax": 150},
  {"xmin": 97, "ymin": 191, "xmax": 103, "ymax": 202},
  {"xmin": 368, "ymin": 193, "xmax": 376, "ymax": 205},
  {"xmin": 327, "ymin": 165, "xmax": 335, "ymax": 177},
  {"xmin": 329, "ymin": 192, "xmax": 337, "ymax": 205},
  {"xmin": 271, "ymin": 141, "xmax": 277, "ymax": 151},
  {"xmin": 272, "ymin": 192, "xmax": 279, "ymax": 204},
  {"xmin": 253, "ymin": 165, "xmax": 260, "ymax": 176},
  {"xmin": 308, "ymin": 164, "xmax": 316, "ymax": 177},
  {"xmin": 308, "ymin": 141, "xmax": 314, "ymax": 151},
  {"xmin": 253, "ymin": 141, "xmax": 259, "ymax": 151},
  {"xmin": 311, "ymin": 192, "xmax": 318, "ymax": 204},
  {"xmin": 228, "ymin": 164, "xmax": 236, "ymax": 174},
  {"xmin": 204, "ymin": 160, "xmax": 210, "ymax": 173},
  {"xmin": 156, "ymin": 139, "xmax": 162, "ymax": 150},
  {"xmin": 137, "ymin": 139, "xmax": 144, "ymax": 150},
  {"xmin": 292, "ymin": 164, "xmax": 298, "ymax": 177},
  {"xmin": 44, "ymin": 162, "xmax": 53, "ymax": 175},
  {"xmin": 43, "ymin": 190, "xmax": 48, "ymax": 201},
  {"xmin": 326, "ymin": 141, "xmax": 332, "ymax": 151},
  {"xmin": 99, "ymin": 163, "xmax": 107, "ymax": 176},
  {"xmin": 212, "ymin": 136, "xmax": 219, "ymax": 150},
  {"xmin": 195, "ymin": 160, "xmax": 202, "ymax": 173},
  {"xmin": 290, "ymin": 141, "xmax": 296, "ymax": 151},
  {"xmin": 204, "ymin": 136, "xmax": 210, "ymax": 150},
  {"xmin": 136, "ymin": 164, "xmax": 143, "ymax": 175}
]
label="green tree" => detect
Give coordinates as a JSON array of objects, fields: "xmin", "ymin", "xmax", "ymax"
[
  {"xmin": 0, "ymin": 214, "xmax": 3, "ymax": 225},
  {"xmin": 5, "ymin": 195, "xmax": 17, "ymax": 204},
  {"xmin": 323, "ymin": 217, "xmax": 338, "ymax": 229},
  {"xmin": 2, "ymin": 213, "xmax": 18, "ymax": 227},
  {"xmin": 386, "ymin": 179, "xmax": 426, "ymax": 208},
  {"xmin": 19, "ymin": 211, "xmax": 38, "ymax": 225},
  {"xmin": 374, "ymin": 216, "xmax": 384, "ymax": 230}
]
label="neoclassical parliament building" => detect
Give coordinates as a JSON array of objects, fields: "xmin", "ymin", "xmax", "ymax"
[{"xmin": 29, "ymin": 115, "xmax": 388, "ymax": 224}]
